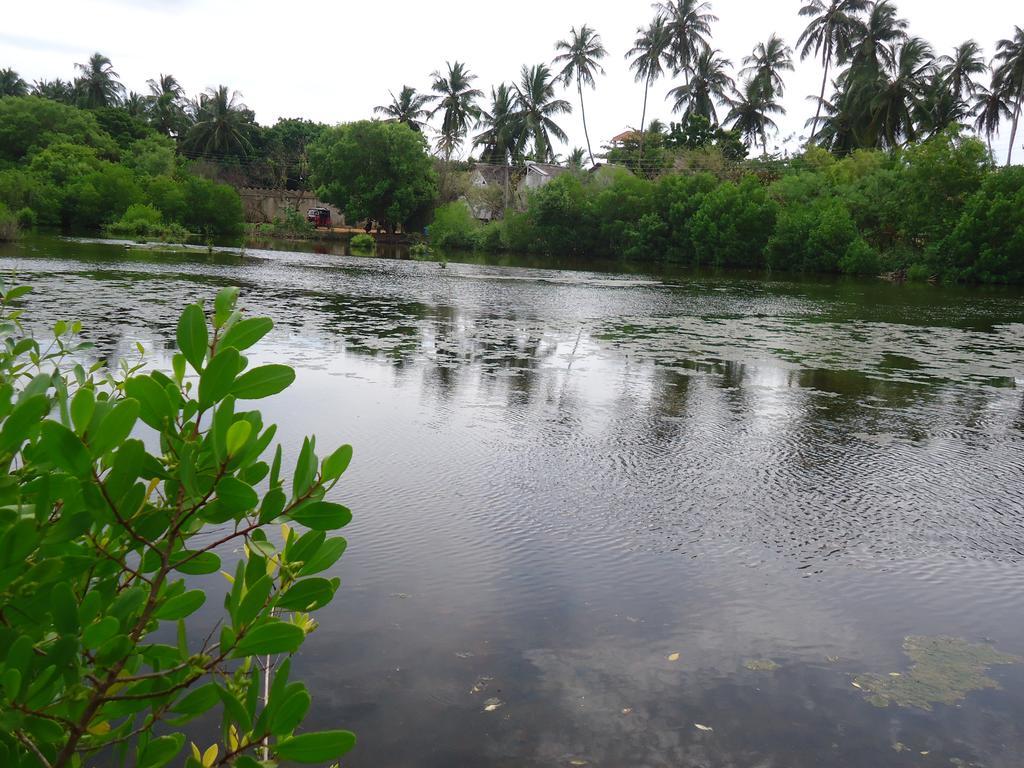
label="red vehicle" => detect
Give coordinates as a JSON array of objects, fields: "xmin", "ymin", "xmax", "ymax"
[{"xmin": 307, "ymin": 207, "xmax": 332, "ymax": 229}]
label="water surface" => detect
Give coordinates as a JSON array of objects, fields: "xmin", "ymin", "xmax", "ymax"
[{"xmin": 4, "ymin": 235, "xmax": 1024, "ymax": 767}]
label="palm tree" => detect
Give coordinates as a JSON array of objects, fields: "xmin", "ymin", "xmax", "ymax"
[
  {"xmin": 741, "ymin": 34, "xmax": 795, "ymax": 99},
  {"xmin": 726, "ymin": 78, "xmax": 785, "ymax": 154},
  {"xmin": 429, "ymin": 61, "xmax": 483, "ymax": 160},
  {"xmin": 567, "ymin": 147, "xmax": 587, "ymax": 169},
  {"xmin": 147, "ymin": 74, "xmax": 187, "ymax": 137},
  {"xmin": 32, "ymin": 79, "xmax": 75, "ymax": 103},
  {"xmin": 124, "ymin": 92, "xmax": 150, "ymax": 118},
  {"xmin": 667, "ymin": 48, "xmax": 733, "ymax": 124},
  {"xmin": 627, "ymin": 16, "xmax": 674, "ymax": 159},
  {"xmin": 474, "ymin": 84, "xmax": 525, "ymax": 163},
  {"xmin": 972, "ymin": 83, "xmax": 1013, "ymax": 157},
  {"xmin": 993, "ymin": 26, "xmax": 1024, "ymax": 165},
  {"xmin": 848, "ymin": 0, "xmax": 908, "ymax": 75},
  {"xmin": 797, "ymin": 0, "xmax": 870, "ymax": 141},
  {"xmin": 653, "ymin": 0, "xmax": 718, "ymax": 82},
  {"xmin": 514, "ymin": 64, "xmax": 572, "ymax": 162},
  {"xmin": 0, "ymin": 68, "xmax": 28, "ymax": 98},
  {"xmin": 182, "ymin": 86, "xmax": 254, "ymax": 157},
  {"xmin": 940, "ymin": 41, "xmax": 987, "ymax": 106},
  {"xmin": 374, "ymin": 86, "xmax": 432, "ymax": 133},
  {"xmin": 867, "ymin": 37, "xmax": 935, "ymax": 148},
  {"xmin": 553, "ymin": 24, "xmax": 608, "ymax": 166},
  {"xmin": 74, "ymin": 52, "xmax": 125, "ymax": 108}
]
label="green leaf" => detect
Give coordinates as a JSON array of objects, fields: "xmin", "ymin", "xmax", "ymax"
[
  {"xmin": 259, "ymin": 487, "xmax": 287, "ymax": 524},
  {"xmin": 0, "ymin": 519, "xmax": 39, "ymax": 568},
  {"xmin": 216, "ymin": 476, "xmax": 258, "ymax": 513},
  {"xmin": 39, "ymin": 421, "xmax": 92, "ymax": 477},
  {"xmin": 171, "ymin": 551, "xmax": 221, "ymax": 575},
  {"xmin": 219, "ymin": 317, "xmax": 273, "ymax": 352},
  {"xmin": 138, "ymin": 733, "xmax": 185, "ymax": 768},
  {"xmin": 124, "ymin": 376, "xmax": 173, "ymax": 430},
  {"xmin": 270, "ymin": 687, "xmax": 311, "ymax": 734},
  {"xmin": 322, "ymin": 444, "xmax": 353, "ymax": 482},
  {"xmin": 216, "ymin": 683, "xmax": 252, "ymax": 732},
  {"xmin": 274, "ymin": 731, "xmax": 356, "ymax": 763},
  {"xmin": 177, "ymin": 304, "xmax": 208, "ymax": 371},
  {"xmin": 2, "ymin": 667, "xmax": 21, "ymax": 700},
  {"xmin": 289, "ymin": 501, "xmax": 352, "ymax": 531},
  {"xmin": 232, "ymin": 364, "xmax": 296, "ymax": 400},
  {"xmin": 50, "ymin": 581, "xmax": 79, "ymax": 634},
  {"xmin": 198, "ymin": 347, "xmax": 240, "ymax": 408},
  {"xmin": 82, "ymin": 617, "xmax": 120, "ymax": 649},
  {"xmin": 170, "ymin": 682, "xmax": 220, "ymax": 723},
  {"xmin": 214, "ymin": 286, "xmax": 240, "ymax": 328},
  {"xmin": 277, "ymin": 578, "xmax": 337, "ymax": 612},
  {"xmin": 233, "ymin": 621, "xmax": 305, "ymax": 656},
  {"xmin": 88, "ymin": 399, "xmax": 140, "ymax": 457},
  {"xmin": 298, "ymin": 537, "xmax": 348, "ymax": 577},
  {"xmin": 226, "ymin": 420, "xmax": 252, "ymax": 457},
  {"xmin": 293, "ymin": 437, "xmax": 316, "ymax": 499},
  {"xmin": 235, "ymin": 575, "xmax": 272, "ymax": 628},
  {"xmin": 70, "ymin": 387, "xmax": 95, "ymax": 436},
  {"xmin": 154, "ymin": 590, "xmax": 206, "ymax": 621},
  {"xmin": 0, "ymin": 394, "xmax": 48, "ymax": 453}
]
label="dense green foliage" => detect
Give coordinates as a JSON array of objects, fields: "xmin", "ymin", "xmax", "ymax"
[
  {"xmin": 309, "ymin": 121, "xmax": 437, "ymax": 233},
  {"xmin": 0, "ymin": 98, "xmax": 244, "ymax": 236},
  {"xmin": 432, "ymin": 129, "xmax": 1023, "ymax": 282},
  {"xmin": 0, "ymin": 204, "xmax": 18, "ymax": 241},
  {"xmin": 0, "ymin": 282, "xmax": 356, "ymax": 767}
]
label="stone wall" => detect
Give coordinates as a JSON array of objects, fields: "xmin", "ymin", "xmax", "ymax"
[{"xmin": 238, "ymin": 188, "xmax": 345, "ymax": 226}]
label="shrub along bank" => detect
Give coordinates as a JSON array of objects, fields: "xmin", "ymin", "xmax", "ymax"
[
  {"xmin": 0, "ymin": 97, "xmax": 244, "ymax": 238},
  {"xmin": 429, "ymin": 129, "xmax": 1024, "ymax": 283}
]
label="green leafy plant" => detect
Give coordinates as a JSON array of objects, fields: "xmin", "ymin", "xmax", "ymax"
[
  {"xmin": 348, "ymin": 233, "xmax": 375, "ymax": 252},
  {"xmin": 0, "ymin": 280, "xmax": 355, "ymax": 767},
  {"xmin": 0, "ymin": 203, "xmax": 18, "ymax": 242}
]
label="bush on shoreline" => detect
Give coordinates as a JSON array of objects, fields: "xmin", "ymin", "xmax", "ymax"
[
  {"xmin": 0, "ymin": 97, "xmax": 245, "ymax": 237},
  {"xmin": 427, "ymin": 129, "xmax": 1022, "ymax": 284}
]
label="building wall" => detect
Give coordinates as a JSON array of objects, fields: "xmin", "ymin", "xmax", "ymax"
[{"xmin": 237, "ymin": 188, "xmax": 345, "ymax": 226}]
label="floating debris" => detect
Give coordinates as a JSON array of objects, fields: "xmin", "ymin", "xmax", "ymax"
[
  {"xmin": 568, "ymin": 760, "xmax": 588, "ymax": 766},
  {"xmin": 454, "ymin": 651, "xmax": 474, "ymax": 659},
  {"xmin": 744, "ymin": 659, "xmax": 780, "ymax": 672},
  {"xmin": 667, "ymin": 652, "xmax": 680, "ymax": 662},
  {"xmin": 389, "ymin": 592, "xmax": 410, "ymax": 599},
  {"xmin": 483, "ymin": 697, "xmax": 503, "ymax": 712},
  {"xmin": 853, "ymin": 636, "xmax": 1019, "ymax": 711},
  {"xmin": 693, "ymin": 723, "xmax": 713, "ymax": 732},
  {"xmin": 469, "ymin": 676, "xmax": 493, "ymax": 695},
  {"xmin": 826, "ymin": 656, "xmax": 841, "ymax": 664},
  {"xmin": 621, "ymin": 708, "xmax": 633, "ymax": 715}
]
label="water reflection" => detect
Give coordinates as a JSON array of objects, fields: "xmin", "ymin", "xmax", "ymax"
[{"xmin": 4, "ymin": 236, "xmax": 1024, "ymax": 767}]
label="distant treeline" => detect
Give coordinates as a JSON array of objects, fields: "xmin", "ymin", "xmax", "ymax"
[
  {"xmin": 429, "ymin": 129, "xmax": 1024, "ymax": 284},
  {"xmin": 0, "ymin": 97, "xmax": 244, "ymax": 238}
]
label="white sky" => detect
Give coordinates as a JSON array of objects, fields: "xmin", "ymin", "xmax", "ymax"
[{"xmin": 2, "ymin": 0, "xmax": 1021, "ymax": 163}]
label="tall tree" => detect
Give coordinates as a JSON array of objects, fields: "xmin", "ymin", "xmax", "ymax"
[
  {"xmin": 667, "ymin": 48, "xmax": 734, "ymax": 124},
  {"xmin": 182, "ymin": 86, "xmax": 255, "ymax": 158},
  {"xmin": 726, "ymin": 77, "xmax": 785, "ymax": 154},
  {"xmin": 147, "ymin": 73, "xmax": 187, "ymax": 137},
  {"xmin": 653, "ymin": 0, "xmax": 717, "ymax": 83},
  {"xmin": 74, "ymin": 52, "xmax": 125, "ymax": 108},
  {"xmin": 428, "ymin": 61, "xmax": 483, "ymax": 160},
  {"xmin": 474, "ymin": 84, "xmax": 526, "ymax": 163},
  {"xmin": 32, "ymin": 78, "xmax": 75, "ymax": 103},
  {"xmin": 627, "ymin": 16, "xmax": 674, "ymax": 159},
  {"xmin": 123, "ymin": 91, "xmax": 150, "ymax": 118},
  {"xmin": 993, "ymin": 26, "xmax": 1024, "ymax": 165},
  {"xmin": 971, "ymin": 83, "xmax": 1013, "ymax": 157},
  {"xmin": 553, "ymin": 24, "xmax": 608, "ymax": 167},
  {"xmin": 797, "ymin": 0, "xmax": 869, "ymax": 141},
  {"xmin": 0, "ymin": 68, "xmax": 28, "ymax": 98},
  {"xmin": 940, "ymin": 41, "xmax": 987, "ymax": 106},
  {"xmin": 741, "ymin": 34, "xmax": 795, "ymax": 99},
  {"xmin": 514, "ymin": 64, "xmax": 572, "ymax": 162},
  {"xmin": 374, "ymin": 86, "xmax": 432, "ymax": 133},
  {"xmin": 868, "ymin": 37, "xmax": 935, "ymax": 148},
  {"xmin": 849, "ymin": 0, "xmax": 908, "ymax": 75}
]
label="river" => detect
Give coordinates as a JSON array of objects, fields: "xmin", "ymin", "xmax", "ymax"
[{"xmin": 4, "ymin": 234, "xmax": 1024, "ymax": 767}]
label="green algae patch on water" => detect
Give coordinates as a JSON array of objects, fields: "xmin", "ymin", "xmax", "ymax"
[
  {"xmin": 853, "ymin": 636, "xmax": 1018, "ymax": 711},
  {"xmin": 743, "ymin": 659, "xmax": 781, "ymax": 672}
]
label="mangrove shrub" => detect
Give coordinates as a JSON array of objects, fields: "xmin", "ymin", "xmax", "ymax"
[{"xmin": 0, "ymin": 283, "xmax": 356, "ymax": 767}]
